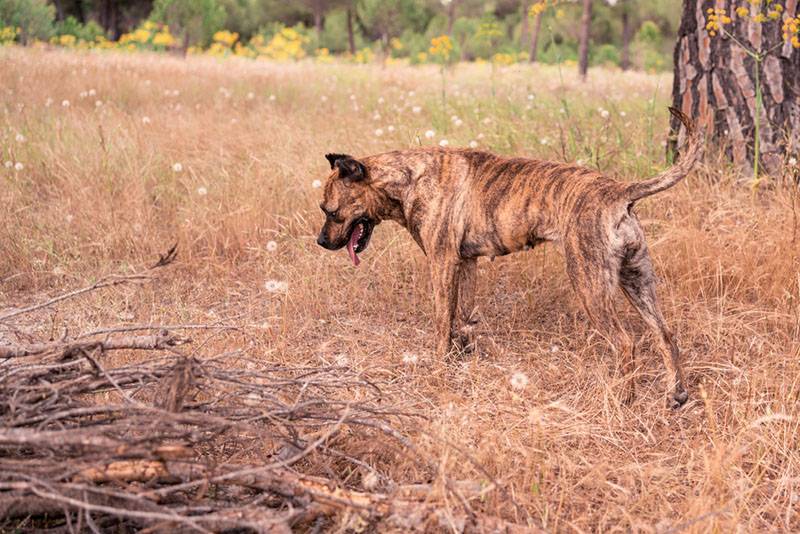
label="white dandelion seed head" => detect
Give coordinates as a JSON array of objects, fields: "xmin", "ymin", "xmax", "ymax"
[
  {"xmin": 196, "ymin": 186, "xmax": 207, "ymax": 196},
  {"xmin": 412, "ymin": 106, "xmax": 422, "ymax": 114},
  {"xmin": 401, "ymin": 352, "xmax": 418, "ymax": 365},
  {"xmin": 527, "ymin": 93, "xmax": 535, "ymax": 100},
  {"xmin": 372, "ymin": 112, "xmax": 381, "ymax": 121},
  {"xmin": 320, "ymin": 95, "xmax": 328, "ymax": 102},
  {"xmin": 550, "ymin": 344, "xmax": 560, "ymax": 353},
  {"xmin": 789, "ymin": 157, "xmax": 798, "ymax": 166},
  {"xmin": 387, "ymin": 125, "xmax": 395, "ymax": 132},
  {"xmin": 79, "ymin": 90, "xmax": 88, "ymax": 98},
  {"xmin": 264, "ymin": 279, "xmax": 288, "ymax": 293},
  {"xmin": 45, "ymin": 97, "xmax": 53, "ymax": 107},
  {"xmin": 230, "ymin": 118, "xmax": 238, "ymax": 124},
  {"xmin": 477, "ymin": 133, "xmax": 485, "ymax": 140},
  {"xmin": 599, "ymin": 108, "xmax": 609, "ymax": 119},
  {"xmin": 312, "ymin": 179, "xmax": 322, "ymax": 189},
  {"xmin": 408, "ymin": 90, "xmax": 415, "ymax": 97},
  {"xmin": 172, "ymin": 162, "xmax": 183, "ymax": 173},
  {"xmin": 619, "ymin": 111, "xmax": 626, "ymax": 117},
  {"xmin": 469, "ymin": 140, "xmax": 478, "ymax": 149},
  {"xmin": 540, "ymin": 138, "xmax": 549, "ymax": 145},
  {"xmin": 439, "ymin": 139, "xmax": 449, "ymax": 147},
  {"xmin": 61, "ymin": 100, "xmax": 70, "ymax": 107},
  {"xmin": 142, "ymin": 116, "xmax": 151, "ymax": 124},
  {"xmin": 559, "ymin": 108, "xmax": 566, "ymax": 114},
  {"xmin": 424, "ymin": 130, "xmax": 435, "ymax": 139},
  {"xmin": 269, "ymin": 94, "xmax": 276, "ymax": 101},
  {"xmin": 450, "ymin": 115, "xmax": 459, "ymax": 122},
  {"xmin": 510, "ymin": 372, "xmax": 529, "ymax": 390},
  {"xmin": 374, "ymin": 128, "xmax": 384, "ymax": 137},
  {"xmin": 14, "ymin": 162, "xmax": 23, "ymax": 171},
  {"xmin": 88, "ymin": 89, "xmax": 96, "ymax": 96},
  {"xmin": 15, "ymin": 133, "xmax": 25, "ymax": 143},
  {"xmin": 246, "ymin": 91, "xmax": 255, "ymax": 100},
  {"xmin": 377, "ymin": 96, "xmax": 384, "ymax": 104},
  {"xmin": 65, "ymin": 214, "xmax": 74, "ymax": 224},
  {"xmin": 454, "ymin": 119, "xmax": 463, "ymax": 127},
  {"xmin": 266, "ymin": 240, "xmax": 278, "ymax": 252},
  {"xmin": 482, "ymin": 117, "xmax": 491, "ymax": 125}
]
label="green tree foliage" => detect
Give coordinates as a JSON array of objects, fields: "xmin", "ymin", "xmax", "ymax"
[
  {"xmin": 150, "ymin": 0, "xmax": 225, "ymax": 47},
  {"xmin": 355, "ymin": 0, "xmax": 432, "ymax": 45},
  {"xmin": 0, "ymin": 0, "xmax": 55, "ymax": 42},
  {"xmin": 55, "ymin": 15, "xmax": 103, "ymax": 40}
]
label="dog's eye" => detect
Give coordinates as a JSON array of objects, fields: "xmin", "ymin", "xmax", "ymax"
[{"xmin": 321, "ymin": 206, "xmax": 338, "ymax": 219}]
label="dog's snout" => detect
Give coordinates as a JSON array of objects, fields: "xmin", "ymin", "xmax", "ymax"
[{"xmin": 316, "ymin": 233, "xmax": 328, "ymax": 248}]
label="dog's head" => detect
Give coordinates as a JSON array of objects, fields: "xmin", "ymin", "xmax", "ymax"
[{"xmin": 316, "ymin": 153, "xmax": 378, "ymax": 266}]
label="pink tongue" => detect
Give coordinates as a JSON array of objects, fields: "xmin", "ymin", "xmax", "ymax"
[{"xmin": 347, "ymin": 226, "xmax": 361, "ymax": 267}]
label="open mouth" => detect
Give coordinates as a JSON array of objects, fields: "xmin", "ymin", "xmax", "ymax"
[{"xmin": 346, "ymin": 218, "xmax": 373, "ymax": 267}]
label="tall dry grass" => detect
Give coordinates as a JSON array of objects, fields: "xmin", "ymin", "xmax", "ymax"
[{"xmin": 1, "ymin": 46, "xmax": 799, "ymax": 531}]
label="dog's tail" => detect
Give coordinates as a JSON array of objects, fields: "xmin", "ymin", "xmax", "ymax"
[{"xmin": 625, "ymin": 106, "xmax": 702, "ymax": 202}]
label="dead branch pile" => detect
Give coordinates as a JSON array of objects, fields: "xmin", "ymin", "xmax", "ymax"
[{"xmin": 0, "ymin": 248, "xmax": 532, "ymax": 533}]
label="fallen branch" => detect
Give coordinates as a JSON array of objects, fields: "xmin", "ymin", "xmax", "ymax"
[
  {"xmin": 0, "ymin": 331, "xmax": 188, "ymax": 359},
  {"xmin": 0, "ymin": 244, "xmax": 178, "ymax": 323}
]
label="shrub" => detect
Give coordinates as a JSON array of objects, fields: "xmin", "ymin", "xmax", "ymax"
[
  {"xmin": 592, "ymin": 43, "xmax": 620, "ymax": 67},
  {"xmin": 150, "ymin": 0, "xmax": 225, "ymax": 48},
  {"xmin": 55, "ymin": 16, "xmax": 104, "ymax": 42},
  {"xmin": 0, "ymin": 0, "xmax": 54, "ymax": 43}
]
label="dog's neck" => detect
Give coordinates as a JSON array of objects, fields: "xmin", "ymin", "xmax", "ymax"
[{"xmin": 363, "ymin": 162, "xmax": 413, "ymax": 225}]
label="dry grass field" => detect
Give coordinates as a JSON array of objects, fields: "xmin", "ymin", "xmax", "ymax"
[{"xmin": 2, "ymin": 46, "xmax": 800, "ymax": 531}]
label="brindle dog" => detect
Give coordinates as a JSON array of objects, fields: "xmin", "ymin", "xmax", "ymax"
[{"xmin": 317, "ymin": 108, "xmax": 701, "ymax": 408}]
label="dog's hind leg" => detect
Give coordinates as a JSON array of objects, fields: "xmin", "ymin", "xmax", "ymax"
[
  {"xmin": 565, "ymin": 248, "xmax": 637, "ymax": 405},
  {"xmin": 619, "ymin": 244, "xmax": 688, "ymax": 409},
  {"xmin": 430, "ymin": 256, "xmax": 461, "ymax": 357},
  {"xmin": 454, "ymin": 258, "xmax": 478, "ymax": 353}
]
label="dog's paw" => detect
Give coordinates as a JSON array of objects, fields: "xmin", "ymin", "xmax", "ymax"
[{"xmin": 669, "ymin": 389, "xmax": 689, "ymax": 410}]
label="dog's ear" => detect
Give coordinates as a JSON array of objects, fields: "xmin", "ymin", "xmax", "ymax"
[
  {"xmin": 325, "ymin": 153, "xmax": 367, "ymax": 183},
  {"xmin": 325, "ymin": 153, "xmax": 349, "ymax": 170}
]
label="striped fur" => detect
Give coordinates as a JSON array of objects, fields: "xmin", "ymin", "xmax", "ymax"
[{"xmin": 317, "ymin": 109, "xmax": 701, "ymax": 408}]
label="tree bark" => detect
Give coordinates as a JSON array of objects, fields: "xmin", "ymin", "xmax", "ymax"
[
  {"xmin": 446, "ymin": 0, "xmax": 458, "ymax": 34},
  {"xmin": 620, "ymin": 5, "xmax": 632, "ymax": 70},
  {"xmin": 578, "ymin": 0, "xmax": 593, "ymax": 79},
  {"xmin": 520, "ymin": 1, "xmax": 530, "ymax": 50},
  {"xmin": 346, "ymin": 7, "xmax": 356, "ymax": 54},
  {"xmin": 529, "ymin": 10, "xmax": 543, "ymax": 63},
  {"xmin": 313, "ymin": 9, "xmax": 323, "ymax": 43},
  {"xmin": 53, "ymin": 0, "xmax": 64, "ymax": 21},
  {"xmin": 670, "ymin": 0, "xmax": 800, "ymax": 173}
]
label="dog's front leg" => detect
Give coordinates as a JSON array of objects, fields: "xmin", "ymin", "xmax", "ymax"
[
  {"xmin": 454, "ymin": 258, "xmax": 478, "ymax": 353},
  {"xmin": 430, "ymin": 256, "xmax": 460, "ymax": 357}
]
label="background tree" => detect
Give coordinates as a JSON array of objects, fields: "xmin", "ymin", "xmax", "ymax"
[
  {"xmin": 0, "ymin": 0, "xmax": 55, "ymax": 43},
  {"xmin": 577, "ymin": 0, "xmax": 592, "ymax": 78},
  {"xmin": 150, "ymin": 0, "xmax": 225, "ymax": 49},
  {"xmin": 671, "ymin": 0, "xmax": 800, "ymax": 175},
  {"xmin": 618, "ymin": 0, "xmax": 632, "ymax": 69}
]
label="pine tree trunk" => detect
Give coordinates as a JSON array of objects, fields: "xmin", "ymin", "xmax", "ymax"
[
  {"xmin": 670, "ymin": 0, "xmax": 800, "ymax": 173},
  {"xmin": 529, "ymin": 11, "xmax": 542, "ymax": 63},
  {"xmin": 314, "ymin": 11, "xmax": 323, "ymax": 43},
  {"xmin": 520, "ymin": 1, "xmax": 530, "ymax": 50},
  {"xmin": 578, "ymin": 0, "xmax": 593, "ymax": 79},
  {"xmin": 447, "ymin": 2, "xmax": 457, "ymax": 34},
  {"xmin": 346, "ymin": 8, "xmax": 356, "ymax": 54},
  {"xmin": 620, "ymin": 7, "xmax": 631, "ymax": 70}
]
